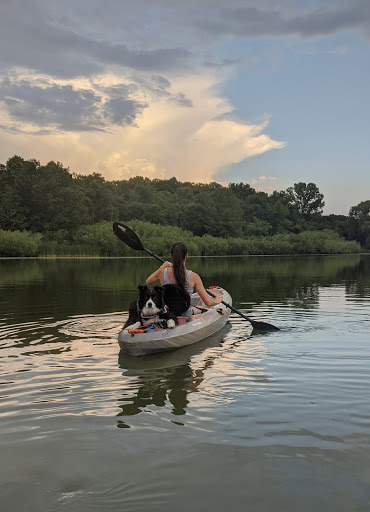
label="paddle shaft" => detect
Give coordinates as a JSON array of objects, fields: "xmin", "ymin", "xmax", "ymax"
[
  {"xmin": 143, "ymin": 247, "xmax": 165, "ymax": 263},
  {"xmin": 207, "ymin": 290, "xmax": 255, "ymax": 323}
]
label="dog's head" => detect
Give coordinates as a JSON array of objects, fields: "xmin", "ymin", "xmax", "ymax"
[{"xmin": 137, "ymin": 285, "xmax": 165, "ymax": 315}]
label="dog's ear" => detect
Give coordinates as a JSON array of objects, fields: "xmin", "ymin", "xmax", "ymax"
[
  {"xmin": 154, "ymin": 286, "xmax": 165, "ymax": 296},
  {"xmin": 138, "ymin": 284, "xmax": 148, "ymax": 292}
]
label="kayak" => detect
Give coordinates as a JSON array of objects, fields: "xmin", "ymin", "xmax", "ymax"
[{"xmin": 118, "ymin": 286, "xmax": 232, "ymax": 356}]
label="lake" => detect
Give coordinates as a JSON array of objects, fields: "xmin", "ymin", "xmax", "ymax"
[{"xmin": 1, "ymin": 254, "xmax": 370, "ymax": 511}]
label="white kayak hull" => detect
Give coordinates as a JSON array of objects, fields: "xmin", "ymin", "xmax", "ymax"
[{"xmin": 118, "ymin": 287, "xmax": 232, "ymax": 356}]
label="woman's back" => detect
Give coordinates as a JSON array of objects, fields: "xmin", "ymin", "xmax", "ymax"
[
  {"xmin": 162, "ymin": 268, "xmax": 192, "ymax": 317},
  {"xmin": 162, "ymin": 267, "xmax": 194, "ymax": 295}
]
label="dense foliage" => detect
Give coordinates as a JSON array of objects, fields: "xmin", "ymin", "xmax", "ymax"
[
  {"xmin": 0, "ymin": 230, "xmax": 41, "ymax": 257},
  {"xmin": 0, "ymin": 221, "xmax": 361, "ymax": 258},
  {"xmin": 348, "ymin": 200, "xmax": 370, "ymax": 250},
  {"xmin": 0, "ymin": 155, "xmax": 367, "ymax": 256}
]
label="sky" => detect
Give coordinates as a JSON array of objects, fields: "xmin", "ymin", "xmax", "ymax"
[{"xmin": 1, "ymin": 0, "xmax": 369, "ymax": 214}]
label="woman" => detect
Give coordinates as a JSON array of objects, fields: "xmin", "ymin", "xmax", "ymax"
[{"xmin": 146, "ymin": 241, "xmax": 222, "ymax": 316}]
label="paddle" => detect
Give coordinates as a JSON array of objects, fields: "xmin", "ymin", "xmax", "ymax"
[
  {"xmin": 113, "ymin": 222, "xmax": 164, "ymax": 263},
  {"xmin": 113, "ymin": 222, "xmax": 279, "ymax": 332},
  {"xmin": 205, "ymin": 289, "xmax": 279, "ymax": 331}
]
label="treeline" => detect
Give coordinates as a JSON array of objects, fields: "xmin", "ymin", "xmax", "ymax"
[
  {"xmin": 0, "ymin": 155, "xmax": 368, "ymax": 256},
  {"xmin": 0, "ymin": 221, "xmax": 361, "ymax": 257}
]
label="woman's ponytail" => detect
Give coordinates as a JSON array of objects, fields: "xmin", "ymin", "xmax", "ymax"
[{"xmin": 170, "ymin": 242, "xmax": 187, "ymax": 290}]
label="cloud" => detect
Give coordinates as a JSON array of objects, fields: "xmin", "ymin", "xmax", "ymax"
[
  {"xmin": 0, "ymin": 78, "xmax": 102, "ymax": 132},
  {"xmin": 127, "ymin": 76, "xmax": 193, "ymax": 107},
  {"xmin": 198, "ymin": 1, "xmax": 370, "ymax": 40},
  {"xmin": 0, "ymin": 72, "xmax": 195, "ymax": 133},
  {"xmin": 295, "ymin": 45, "xmax": 348, "ymax": 56},
  {"xmin": 97, "ymin": 154, "xmax": 165, "ymax": 181},
  {"xmin": 90, "ymin": 75, "xmax": 286, "ymax": 183},
  {"xmin": 193, "ymin": 120, "xmax": 285, "ymax": 170},
  {"xmin": 204, "ymin": 58, "xmax": 241, "ymax": 68},
  {"xmin": 252, "ymin": 176, "xmax": 277, "ymax": 183},
  {"xmin": 0, "ymin": 1, "xmax": 192, "ymax": 79},
  {"xmin": 0, "ymin": 73, "xmax": 285, "ymax": 185},
  {"xmin": 1, "ymin": 1, "xmax": 367, "ymax": 85},
  {"xmin": 251, "ymin": 175, "xmax": 278, "ymax": 192},
  {"xmin": 0, "ymin": 77, "xmax": 149, "ymax": 132},
  {"xmin": 103, "ymin": 98, "xmax": 147, "ymax": 127}
]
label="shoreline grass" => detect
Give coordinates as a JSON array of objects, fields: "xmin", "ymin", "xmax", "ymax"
[{"xmin": 0, "ymin": 221, "xmax": 363, "ymax": 258}]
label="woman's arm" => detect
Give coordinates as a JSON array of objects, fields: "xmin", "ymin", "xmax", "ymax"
[
  {"xmin": 146, "ymin": 261, "xmax": 172, "ymax": 285},
  {"xmin": 192, "ymin": 273, "xmax": 222, "ymax": 307}
]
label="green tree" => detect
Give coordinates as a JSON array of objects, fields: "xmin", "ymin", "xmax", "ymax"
[
  {"xmin": 241, "ymin": 192, "xmax": 269, "ymax": 224},
  {"xmin": 245, "ymin": 217, "xmax": 271, "ymax": 236},
  {"xmin": 285, "ymin": 182, "xmax": 325, "ymax": 219},
  {"xmin": 266, "ymin": 192, "xmax": 293, "ymax": 234},
  {"xmin": 0, "ymin": 156, "xmax": 38, "ymax": 231},
  {"xmin": 75, "ymin": 173, "xmax": 116, "ymax": 224},
  {"xmin": 228, "ymin": 182, "xmax": 256, "ymax": 201},
  {"xmin": 348, "ymin": 200, "xmax": 370, "ymax": 249},
  {"xmin": 179, "ymin": 203, "xmax": 210, "ymax": 237},
  {"xmin": 30, "ymin": 161, "xmax": 90, "ymax": 234}
]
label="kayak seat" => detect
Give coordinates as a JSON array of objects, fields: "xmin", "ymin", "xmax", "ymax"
[{"xmin": 163, "ymin": 284, "xmax": 191, "ymax": 317}]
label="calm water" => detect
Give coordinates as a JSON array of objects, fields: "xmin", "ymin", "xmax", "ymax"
[{"xmin": 1, "ymin": 255, "xmax": 370, "ymax": 511}]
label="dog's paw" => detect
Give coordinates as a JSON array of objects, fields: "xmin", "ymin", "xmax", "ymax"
[
  {"xmin": 167, "ymin": 319, "xmax": 176, "ymax": 329},
  {"xmin": 124, "ymin": 321, "xmax": 141, "ymax": 331}
]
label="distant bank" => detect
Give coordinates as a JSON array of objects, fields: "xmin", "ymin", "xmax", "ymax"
[{"xmin": 0, "ymin": 221, "xmax": 362, "ymax": 258}]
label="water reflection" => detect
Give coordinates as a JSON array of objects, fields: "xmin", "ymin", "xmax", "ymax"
[
  {"xmin": 113, "ymin": 323, "xmax": 276, "ymax": 427},
  {"xmin": 117, "ymin": 364, "xmax": 199, "ymax": 420},
  {"xmin": 116, "ymin": 326, "xmax": 234, "ymax": 426},
  {"xmin": 1, "ymin": 255, "xmax": 369, "ymax": 327}
]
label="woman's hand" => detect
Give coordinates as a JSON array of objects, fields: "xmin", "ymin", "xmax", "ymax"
[
  {"xmin": 160, "ymin": 261, "xmax": 172, "ymax": 269},
  {"xmin": 146, "ymin": 262, "xmax": 171, "ymax": 285},
  {"xmin": 213, "ymin": 295, "xmax": 222, "ymax": 305}
]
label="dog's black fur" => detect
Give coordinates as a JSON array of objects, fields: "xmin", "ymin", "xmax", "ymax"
[{"xmin": 123, "ymin": 285, "xmax": 178, "ymax": 331}]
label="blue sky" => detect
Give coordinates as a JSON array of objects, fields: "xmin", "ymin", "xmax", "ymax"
[
  {"xmin": 216, "ymin": 30, "xmax": 370, "ymax": 213},
  {"xmin": 0, "ymin": 0, "xmax": 369, "ymax": 214}
]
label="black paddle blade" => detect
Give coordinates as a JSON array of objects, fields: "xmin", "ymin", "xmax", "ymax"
[
  {"xmin": 113, "ymin": 222, "xmax": 144, "ymax": 251},
  {"xmin": 249, "ymin": 320, "xmax": 280, "ymax": 332}
]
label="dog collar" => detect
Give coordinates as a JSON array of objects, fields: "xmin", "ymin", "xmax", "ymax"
[{"xmin": 140, "ymin": 304, "xmax": 169, "ymax": 321}]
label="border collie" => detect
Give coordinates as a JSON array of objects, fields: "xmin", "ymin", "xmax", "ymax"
[{"xmin": 123, "ymin": 285, "xmax": 178, "ymax": 331}]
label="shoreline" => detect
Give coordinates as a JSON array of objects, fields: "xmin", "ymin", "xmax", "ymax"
[{"xmin": 1, "ymin": 252, "xmax": 368, "ymax": 260}]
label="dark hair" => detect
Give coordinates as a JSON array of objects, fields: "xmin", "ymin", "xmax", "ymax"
[{"xmin": 170, "ymin": 241, "xmax": 188, "ymax": 290}]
